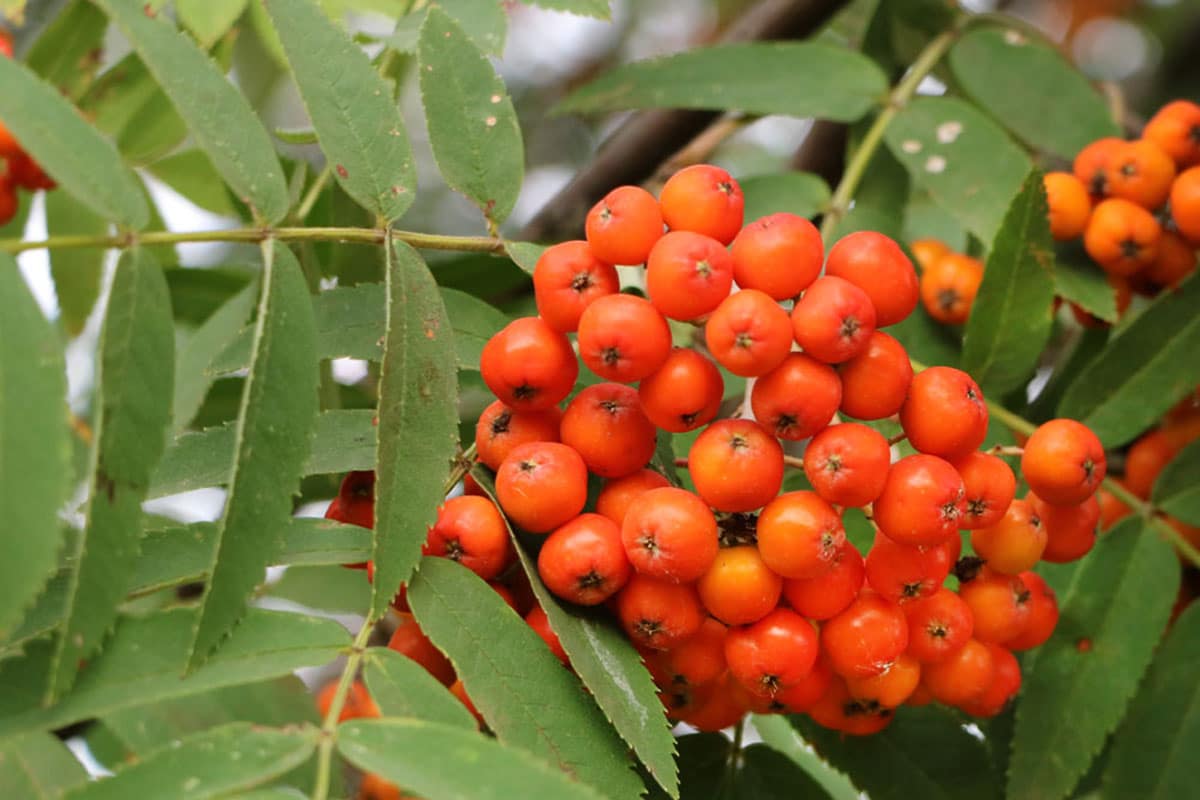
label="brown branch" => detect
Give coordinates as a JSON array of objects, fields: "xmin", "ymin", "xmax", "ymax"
[{"xmin": 518, "ymin": 0, "xmax": 851, "ymax": 243}]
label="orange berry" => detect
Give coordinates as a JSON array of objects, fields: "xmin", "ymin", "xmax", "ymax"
[
  {"xmin": 577, "ymin": 293, "xmax": 672, "ymax": 383},
  {"xmin": 495, "ymin": 441, "xmax": 588, "ymax": 534},
  {"xmin": 616, "ymin": 574, "xmax": 705, "ymax": 650},
  {"xmin": 1073, "ymin": 137, "xmax": 1124, "ymax": 196},
  {"xmin": 704, "ymin": 289, "xmax": 794, "ymax": 378},
  {"xmin": 1083, "ymin": 198, "xmax": 1161, "ymax": 276},
  {"xmin": 1170, "ymin": 166, "xmax": 1200, "ymax": 244},
  {"xmin": 756, "ymin": 490, "xmax": 846, "ymax": 579},
  {"xmin": 688, "ymin": 419, "xmax": 784, "ymax": 513},
  {"xmin": 919, "ymin": 252, "xmax": 983, "ymax": 324},
  {"xmin": 791, "ymin": 275, "xmax": 877, "ymax": 364},
  {"xmin": 537, "ymin": 513, "xmax": 632, "ymax": 605},
  {"xmin": 910, "ymin": 238, "xmax": 950, "ymax": 271},
  {"xmin": 1103, "ymin": 139, "xmax": 1176, "ymax": 210},
  {"xmin": 480, "ymin": 317, "xmax": 578, "ymax": 411},
  {"xmin": 696, "ymin": 545, "xmax": 783, "ymax": 626},
  {"xmin": 659, "ymin": 164, "xmax": 744, "ymax": 245},
  {"xmin": 585, "ymin": 185, "xmax": 664, "ymax": 265},
  {"xmin": 1021, "ymin": 419, "xmax": 1107, "ymax": 506},
  {"xmin": 1144, "ymin": 100, "xmax": 1200, "ymax": 168},
  {"xmin": 532, "ymin": 240, "xmax": 618, "ymax": 333},
  {"xmin": 474, "ymin": 400, "xmax": 562, "ymax": 472},
  {"xmin": 638, "ymin": 347, "xmax": 724, "ymax": 433},
  {"xmin": 730, "ymin": 212, "xmax": 823, "ymax": 300},
  {"xmin": 560, "ymin": 382, "xmax": 657, "ymax": 478},
  {"xmin": 970, "ymin": 498, "xmax": 1047, "ymax": 575},
  {"xmin": 621, "ymin": 487, "xmax": 719, "ymax": 583},
  {"xmin": 824, "ymin": 231, "xmax": 919, "ymax": 326},
  {"xmin": 645, "ymin": 230, "xmax": 734, "ymax": 321},
  {"xmin": 595, "ymin": 469, "xmax": 670, "ymax": 528},
  {"xmin": 837, "ymin": 330, "xmax": 913, "ymax": 420},
  {"xmin": 1144, "ymin": 229, "xmax": 1197, "ymax": 288},
  {"xmin": 1031, "ymin": 491, "xmax": 1099, "ymax": 563},
  {"xmin": 1043, "ymin": 171, "xmax": 1092, "ymax": 240},
  {"xmin": 750, "ymin": 352, "xmax": 842, "ymax": 441}
]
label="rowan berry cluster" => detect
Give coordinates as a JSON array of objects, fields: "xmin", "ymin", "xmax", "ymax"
[
  {"xmin": 0, "ymin": 33, "xmax": 56, "ymax": 226},
  {"xmin": 325, "ymin": 164, "xmax": 1110, "ymax": 743}
]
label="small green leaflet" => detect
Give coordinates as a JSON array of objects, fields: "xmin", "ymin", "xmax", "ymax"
[
  {"xmin": 93, "ymin": 0, "xmax": 289, "ymax": 223},
  {"xmin": 362, "ymin": 648, "xmax": 477, "ymax": 730},
  {"xmin": 47, "ymin": 250, "xmax": 175, "ymax": 702},
  {"xmin": 0, "ymin": 733, "xmax": 89, "ymax": 799},
  {"xmin": 559, "ymin": 42, "xmax": 887, "ymax": 122},
  {"xmin": 962, "ymin": 170, "xmax": 1056, "ymax": 394},
  {"xmin": 371, "ymin": 243, "xmax": 459, "ymax": 616},
  {"xmin": 1053, "ymin": 247, "xmax": 1118, "ymax": 322},
  {"xmin": 177, "ymin": 0, "xmax": 249, "ymax": 48},
  {"xmin": 44, "ymin": 191, "xmax": 109, "ymax": 338},
  {"xmin": 418, "ymin": 6, "xmax": 524, "ymax": 225},
  {"xmin": 78, "ymin": 51, "xmax": 190, "ymax": 167},
  {"xmin": 752, "ymin": 715, "xmax": 859, "ymax": 800},
  {"xmin": 1008, "ymin": 518, "xmax": 1179, "ymax": 800},
  {"xmin": 0, "ymin": 56, "xmax": 148, "ymax": 228},
  {"xmin": 265, "ymin": 0, "xmax": 417, "ymax": 221},
  {"xmin": 1152, "ymin": 438, "xmax": 1200, "ymax": 526},
  {"xmin": 188, "ymin": 243, "xmax": 319, "ymax": 669},
  {"xmin": 407, "ymin": 558, "xmax": 643, "ymax": 798},
  {"xmin": 339, "ymin": 718, "xmax": 610, "ymax": 800},
  {"xmin": 24, "ymin": 0, "xmax": 109, "ymax": 100},
  {"xmin": 62, "ymin": 722, "xmax": 317, "ymax": 800},
  {"xmin": 0, "ymin": 260, "xmax": 71, "ymax": 642},
  {"xmin": 739, "ymin": 172, "xmax": 832, "ymax": 224}
]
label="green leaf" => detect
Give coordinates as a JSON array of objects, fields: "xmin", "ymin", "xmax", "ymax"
[
  {"xmin": 520, "ymin": 0, "xmax": 610, "ymax": 18},
  {"xmin": 44, "ymin": 191, "xmax": 109, "ymax": 337},
  {"xmin": 752, "ymin": 715, "xmax": 859, "ymax": 800},
  {"xmin": 794, "ymin": 706, "xmax": 1001, "ymax": 800},
  {"xmin": 1008, "ymin": 518, "xmax": 1180, "ymax": 800},
  {"xmin": 265, "ymin": 0, "xmax": 417, "ymax": 222},
  {"xmin": 93, "ymin": 0, "xmax": 289, "ymax": 223},
  {"xmin": 0, "ymin": 609, "xmax": 348, "ymax": 738},
  {"xmin": 339, "ymin": 718, "xmax": 610, "ymax": 800},
  {"xmin": 740, "ymin": 172, "xmax": 832, "ymax": 224},
  {"xmin": 739, "ymin": 744, "xmax": 838, "ymax": 800},
  {"xmin": 559, "ymin": 42, "xmax": 886, "ymax": 122},
  {"xmin": 362, "ymin": 648, "xmax": 477, "ymax": 729},
  {"xmin": 0, "ymin": 733, "xmax": 88, "ymax": 799},
  {"xmin": 63, "ymin": 722, "xmax": 317, "ymax": 800},
  {"xmin": 437, "ymin": 0, "xmax": 508, "ymax": 55},
  {"xmin": 174, "ymin": 280, "xmax": 260, "ymax": 434},
  {"xmin": 0, "ymin": 56, "xmax": 148, "ymax": 229},
  {"xmin": 47, "ymin": 250, "xmax": 175, "ymax": 701},
  {"xmin": 949, "ymin": 27, "xmax": 1120, "ymax": 160},
  {"xmin": 1053, "ymin": 248, "xmax": 1118, "ymax": 322},
  {"xmin": 648, "ymin": 734, "xmax": 836, "ymax": 800},
  {"xmin": 962, "ymin": 170, "xmax": 1055, "ymax": 394},
  {"xmin": 148, "ymin": 150, "xmax": 242, "ymax": 218},
  {"xmin": 407, "ymin": 558, "xmax": 641, "ymax": 797},
  {"xmin": 1058, "ymin": 272, "xmax": 1200, "ymax": 447},
  {"xmin": 1101, "ymin": 603, "xmax": 1200, "ymax": 799},
  {"xmin": 24, "ymin": 0, "xmax": 109, "ymax": 99},
  {"xmin": 188, "ymin": 243, "xmax": 319, "ymax": 669},
  {"xmin": 79, "ymin": 52, "xmax": 190, "ymax": 167},
  {"xmin": 884, "ymin": 96, "xmax": 1032, "ymax": 244},
  {"xmin": 1026, "ymin": 327, "xmax": 1109, "ymax": 424},
  {"xmin": 835, "ymin": 130, "xmax": 908, "ymax": 240},
  {"xmin": 887, "ymin": 308, "xmax": 961, "ymax": 369},
  {"xmin": 418, "ymin": 6, "xmax": 524, "ymax": 225},
  {"xmin": 177, "ymin": 0, "xmax": 250, "ymax": 48},
  {"xmin": 1153, "ymin": 439, "xmax": 1200, "ymax": 526},
  {"xmin": 440, "ymin": 288, "xmax": 512, "ymax": 370},
  {"xmin": 372, "ymin": 243, "xmax": 459, "ymax": 616},
  {"xmin": 505, "ymin": 241, "xmax": 546, "ymax": 276},
  {"xmin": 267, "ymin": 564, "xmax": 370, "ymax": 613},
  {"xmin": 0, "ymin": 260, "xmax": 72, "ymax": 642},
  {"xmin": 903, "ymin": 191, "xmax": 968, "ymax": 252},
  {"xmin": 646, "ymin": 734, "xmax": 725, "ymax": 800},
  {"xmin": 150, "ymin": 409, "xmax": 376, "ymax": 498}
]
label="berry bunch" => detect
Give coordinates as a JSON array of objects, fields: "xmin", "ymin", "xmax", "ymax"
[
  {"xmin": 327, "ymin": 164, "xmax": 1110, "ymax": 737},
  {"xmin": 0, "ymin": 31, "xmax": 56, "ymax": 226}
]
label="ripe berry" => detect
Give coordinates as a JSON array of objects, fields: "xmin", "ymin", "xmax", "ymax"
[
  {"xmin": 873, "ymin": 454, "xmax": 966, "ymax": 546},
  {"xmin": 771, "ymin": 656, "xmax": 834, "ymax": 713},
  {"xmin": 585, "ymin": 185, "xmax": 664, "ymax": 265},
  {"xmin": 359, "ymin": 772, "xmax": 405, "ymax": 800},
  {"xmin": 1043, "ymin": 171, "xmax": 1092, "ymax": 241},
  {"xmin": 1143, "ymin": 100, "xmax": 1200, "ymax": 168},
  {"xmin": 1030, "ymin": 491, "xmax": 1099, "ymax": 563},
  {"xmin": 659, "ymin": 164, "xmax": 744, "ymax": 245},
  {"xmin": 803, "ymin": 423, "xmax": 891, "ymax": 508},
  {"xmin": 958, "ymin": 572, "xmax": 1031, "ymax": 643},
  {"xmin": 645, "ymin": 231, "xmax": 734, "ymax": 321},
  {"xmin": 919, "ymin": 252, "xmax": 983, "ymax": 325},
  {"xmin": 480, "ymin": 317, "xmax": 578, "ymax": 411},
  {"xmin": 638, "ymin": 347, "xmax": 724, "ymax": 433},
  {"xmin": 961, "ymin": 644, "xmax": 1020, "ymax": 717},
  {"xmin": 730, "ymin": 212, "xmax": 823, "ymax": 300},
  {"xmin": 781, "ymin": 541, "xmax": 864, "ymax": 620},
  {"xmin": 864, "ymin": 533, "xmax": 954, "ymax": 602},
  {"xmin": 1125, "ymin": 429, "xmax": 1177, "ymax": 499},
  {"xmin": 673, "ymin": 675, "xmax": 750, "ymax": 732},
  {"xmin": 724, "ymin": 608, "xmax": 819, "ymax": 696},
  {"xmin": 837, "ymin": 330, "xmax": 913, "ymax": 420},
  {"xmin": 1006, "ymin": 571, "xmax": 1059, "ymax": 650},
  {"xmin": 1170, "ymin": 166, "xmax": 1200, "ymax": 244},
  {"xmin": 577, "ymin": 293, "xmax": 672, "ymax": 383},
  {"xmin": 1097, "ymin": 486, "xmax": 1133, "ymax": 532},
  {"xmin": 1021, "ymin": 418, "xmax": 1106, "ymax": 506},
  {"xmin": 560, "ymin": 382, "xmax": 656, "ymax": 478},
  {"xmin": 845, "ymin": 652, "xmax": 921, "ymax": 708},
  {"xmin": 824, "ymin": 231, "xmax": 919, "ymax": 326},
  {"xmin": 688, "ymin": 419, "xmax": 784, "ymax": 512},
  {"xmin": 911, "ymin": 239, "xmax": 949, "ymax": 271},
  {"xmin": 756, "ymin": 490, "xmax": 845, "ymax": 579},
  {"xmin": 750, "ymin": 353, "xmax": 842, "ymax": 441},
  {"xmin": 921, "ymin": 638, "xmax": 994, "ymax": 708},
  {"xmin": 970, "ymin": 498, "xmax": 1046, "ymax": 575},
  {"xmin": 1103, "ymin": 139, "xmax": 1176, "ymax": 210},
  {"xmin": 495, "ymin": 442, "xmax": 588, "ymax": 533},
  {"xmin": 388, "ymin": 615, "xmax": 456, "ymax": 685},
  {"xmin": 902, "ymin": 587, "xmax": 974, "ymax": 664},
  {"xmin": 1073, "ymin": 137, "xmax": 1124, "ymax": 196},
  {"xmin": 423, "ymin": 495, "xmax": 512, "ymax": 581},
  {"xmin": 791, "ymin": 275, "xmax": 877, "ymax": 363},
  {"xmin": 526, "ymin": 606, "xmax": 568, "ymax": 664},
  {"xmin": 7, "ymin": 152, "xmax": 54, "ymax": 191},
  {"xmin": 697, "ymin": 545, "xmax": 783, "ymax": 626},
  {"xmin": 1144, "ymin": 229, "xmax": 1197, "ymax": 289},
  {"xmin": 704, "ymin": 289, "xmax": 794, "ymax": 377},
  {"xmin": 953, "ymin": 451, "xmax": 1017, "ymax": 530},
  {"xmin": 474, "ymin": 400, "xmax": 562, "ymax": 471},
  {"xmin": 821, "ymin": 591, "xmax": 909, "ymax": 679},
  {"xmin": 621, "ymin": 487, "xmax": 719, "ymax": 583},
  {"xmin": 532, "ymin": 241, "xmax": 619, "ymax": 332},
  {"xmin": 616, "ymin": 574, "xmax": 705, "ymax": 650},
  {"xmin": 807, "ymin": 676, "xmax": 893, "ymax": 735},
  {"xmin": 900, "ymin": 367, "xmax": 989, "ymax": 458},
  {"xmin": 595, "ymin": 469, "xmax": 670, "ymax": 527},
  {"xmin": 650, "ymin": 617, "xmax": 728, "ymax": 688},
  {"xmin": 0, "ymin": 178, "xmax": 16, "ymax": 226},
  {"xmin": 537, "ymin": 513, "xmax": 632, "ymax": 605},
  {"xmin": 327, "ymin": 470, "xmax": 376, "ymax": 530},
  {"xmin": 1083, "ymin": 198, "xmax": 1161, "ymax": 276}
]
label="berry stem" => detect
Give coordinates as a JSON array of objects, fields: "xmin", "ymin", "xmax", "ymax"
[
  {"xmin": 782, "ymin": 454, "xmax": 806, "ymax": 471},
  {"xmin": 311, "ymin": 616, "xmax": 378, "ymax": 800},
  {"xmin": 987, "ymin": 444, "xmax": 1025, "ymax": 457},
  {"xmin": 887, "ymin": 432, "xmax": 907, "ymax": 446},
  {"xmin": 646, "ymin": 113, "xmax": 755, "ymax": 192},
  {"xmin": 0, "ymin": 226, "xmax": 506, "ymax": 255}
]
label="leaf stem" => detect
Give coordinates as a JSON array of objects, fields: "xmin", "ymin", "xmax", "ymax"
[
  {"xmin": 311, "ymin": 616, "xmax": 378, "ymax": 800},
  {"xmin": 294, "ymin": 166, "xmax": 334, "ymax": 223},
  {"xmin": 820, "ymin": 25, "xmax": 962, "ymax": 240},
  {"xmin": 0, "ymin": 226, "xmax": 507, "ymax": 255}
]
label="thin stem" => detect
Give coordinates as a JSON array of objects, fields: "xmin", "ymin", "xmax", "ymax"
[
  {"xmin": 0, "ymin": 226, "xmax": 506, "ymax": 255},
  {"xmin": 782, "ymin": 454, "xmax": 805, "ymax": 470},
  {"xmin": 646, "ymin": 113, "xmax": 756, "ymax": 191},
  {"xmin": 311, "ymin": 617, "xmax": 378, "ymax": 800},
  {"xmin": 294, "ymin": 166, "xmax": 334, "ymax": 223},
  {"xmin": 820, "ymin": 25, "xmax": 962, "ymax": 241},
  {"xmin": 888, "ymin": 432, "xmax": 907, "ymax": 446},
  {"xmin": 988, "ymin": 444, "xmax": 1025, "ymax": 457}
]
